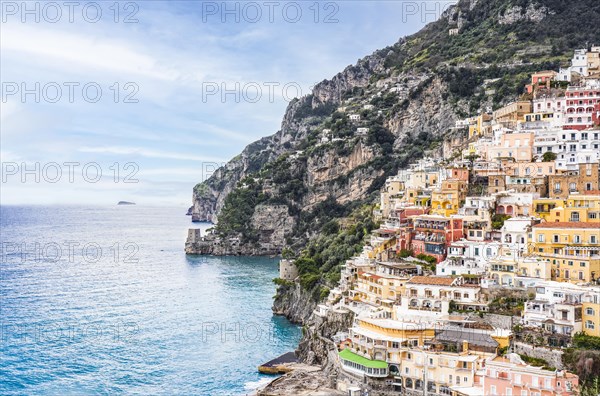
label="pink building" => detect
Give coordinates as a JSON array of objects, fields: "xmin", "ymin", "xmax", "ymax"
[
  {"xmin": 482, "ymin": 356, "xmax": 578, "ymax": 396},
  {"xmin": 564, "ymin": 85, "xmax": 600, "ymax": 130},
  {"xmin": 487, "ymin": 132, "xmax": 534, "ymax": 162}
]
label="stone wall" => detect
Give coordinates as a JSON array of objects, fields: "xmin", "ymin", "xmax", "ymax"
[
  {"xmin": 279, "ymin": 259, "xmax": 299, "ymax": 281},
  {"xmin": 466, "ymin": 312, "xmax": 520, "ymax": 330},
  {"xmin": 513, "ymin": 342, "xmax": 564, "ymax": 369}
]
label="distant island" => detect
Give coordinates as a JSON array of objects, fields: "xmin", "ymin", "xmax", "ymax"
[{"xmin": 117, "ymin": 201, "xmax": 136, "ymax": 205}]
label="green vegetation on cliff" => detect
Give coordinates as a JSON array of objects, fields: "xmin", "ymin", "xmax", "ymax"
[
  {"xmin": 563, "ymin": 333, "xmax": 600, "ymax": 393},
  {"xmin": 291, "ymin": 205, "xmax": 376, "ymax": 298}
]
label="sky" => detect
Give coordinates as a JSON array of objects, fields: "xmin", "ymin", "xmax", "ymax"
[{"xmin": 0, "ymin": 1, "xmax": 455, "ymax": 206}]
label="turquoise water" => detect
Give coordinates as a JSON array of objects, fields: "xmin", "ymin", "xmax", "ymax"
[{"xmin": 0, "ymin": 206, "xmax": 301, "ymax": 395}]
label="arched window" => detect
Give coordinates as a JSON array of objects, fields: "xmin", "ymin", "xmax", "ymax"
[
  {"xmin": 586, "ymin": 307, "xmax": 595, "ymax": 316},
  {"xmin": 415, "ymin": 380, "xmax": 423, "ymax": 390}
]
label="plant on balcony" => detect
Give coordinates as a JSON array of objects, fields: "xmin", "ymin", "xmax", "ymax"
[
  {"xmin": 542, "ymin": 151, "xmax": 558, "ymax": 162},
  {"xmin": 448, "ymin": 300, "xmax": 458, "ymax": 313}
]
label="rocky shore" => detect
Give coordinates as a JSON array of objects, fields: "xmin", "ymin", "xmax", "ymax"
[{"xmin": 259, "ymin": 281, "xmax": 356, "ymax": 395}]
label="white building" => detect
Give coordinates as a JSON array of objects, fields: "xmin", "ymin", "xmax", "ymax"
[
  {"xmin": 499, "ymin": 216, "xmax": 538, "ymax": 257},
  {"xmin": 533, "ymin": 128, "xmax": 562, "ymax": 156},
  {"xmin": 495, "ymin": 192, "xmax": 539, "ymax": 217},
  {"xmin": 437, "ymin": 240, "xmax": 500, "ymax": 277},
  {"xmin": 555, "ymin": 128, "xmax": 600, "ymax": 171},
  {"xmin": 397, "ymin": 276, "xmax": 486, "ymax": 318},
  {"xmin": 523, "ymin": 281, "xmax": 585, "ymax": 336},
  {"xmin": 556, "ymin": 49, "xmax": 590, "ymax": 82}
]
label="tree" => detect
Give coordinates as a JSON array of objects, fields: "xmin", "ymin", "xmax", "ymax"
[{"xmin": 542, "ymin": 151, "xmax": 557, "ymax": 162}]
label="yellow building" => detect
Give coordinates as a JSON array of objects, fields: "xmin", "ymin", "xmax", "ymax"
[
  {"xmin": 468, "ymin": 114, "xmax": 492, "ymax": 139},
  {"xmin": 534, "ymin": 195, "xmax": 600, "ymax": 223},
  {"xmin": 493, "ymin": 100, "xmax": 532, "ymax": 128},
  {"xmin": 531, "ymin": 222, "xmax": 600, "ymax": 283},
  {"xmin": 431, "ymin": 180, "xmax": 468, "ymax": 217},
  {"xmin": 404, "ymin": 187, "xmax": 431, "ymax": 208},
  {"xmin": 349, "ymin": 318, "xmax": 435, "ymax": 363},
  {"xmin": 380, "ymin": 177, "xmax": 406, "ymax": 218},
  {"xmin": 408, "ymin": 170, "xmax": 440, "ymax": 189},
  {"xmin": 583, "ymin": 288, "xmax": 600, "ymax": 337},
  {"xmin": 351, "ymin": 269, "xmax": 409, "ymax": 314}
]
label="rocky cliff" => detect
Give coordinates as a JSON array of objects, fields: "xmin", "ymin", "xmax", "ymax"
[
  {"xmin": 272, "ymin": 283, "xmax": 318, "ymax": 324},
  {"xmin": 188, "ymin": 0, "xmax": 600, "ymax": 255}
]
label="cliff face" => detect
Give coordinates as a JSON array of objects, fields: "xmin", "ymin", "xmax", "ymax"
[
  {"xmin": 272, "ymin": 283, "xmax": 317, "ymax": 324},
  {"xmin": 188, "ymin": 0, "xmax": 600, "ymax": 255},
  {"xmin": 297, "ymin": 308, "xmax": 355, "ymax": 366},
  {"xmin": 272, "ymin": 282, "xmax": 354, "ymax": 367}
]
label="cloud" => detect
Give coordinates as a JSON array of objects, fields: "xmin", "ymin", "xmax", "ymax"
[
  {"xmin": 78, "ymin": 146, "xmax": 226, "ymax": 163},
  {"xmin": 0, "ymin": 1, "xmax": 443, "ymax": 205}
]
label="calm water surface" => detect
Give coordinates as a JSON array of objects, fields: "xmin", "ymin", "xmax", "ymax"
[{"xmin": 0, "ymin": 205, "xmax": 300, "ymax": 395}]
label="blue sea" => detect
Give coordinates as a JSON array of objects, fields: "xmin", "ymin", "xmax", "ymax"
[{"xmin": 0, "ymin": 205, "xmax": 301, "ymax": 395}]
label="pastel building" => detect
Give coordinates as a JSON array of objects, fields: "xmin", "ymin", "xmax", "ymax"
[
  {"xmin": 411, "ymin": 215, "xmax": 464, "ymax": 262},
  {"xmin": 533, "ymin": 194, "xmax": 600, "ymax": 223},
  {"xmin": 523, "ymin": 281, "xmax": 585, "ymax": 336},
  {"xmin": 486, "ymin": 131, "xmax": 534, "ymax": 162},
  {"xmin": 582, "ymin": 287, "xmax": 600, "ymax": 337},
  {"xmin": 399, "ymin": 276, "xmax": 487, "ymax": 315},
  {"xmin": 437, "ymin": 240, "xmax": 500, "ymax": 277},
  {"xmin": 482, "ymin": 355, "xmax": 578, "ymax": 396},
  {"xmin": 563, "ymin": 82, "xmax": 600, "ymax": 130},
  {"xmin": 532, "ymin": 222, "xmax": 600, "ymax": 283}
]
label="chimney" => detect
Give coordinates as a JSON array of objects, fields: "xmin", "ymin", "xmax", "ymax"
[{"xmin": 463, "ymin": 340, "xmax": 469, "ymax": 353}]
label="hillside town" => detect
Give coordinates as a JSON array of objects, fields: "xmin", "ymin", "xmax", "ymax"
[{"xmin": 279, "ymin": 47, "xmax": 600, "ymax": 396}]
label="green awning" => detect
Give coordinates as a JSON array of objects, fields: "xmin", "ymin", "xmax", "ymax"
[{"xmin": 338, "ymin": 349, "xmax": 388, "ymax": 369}]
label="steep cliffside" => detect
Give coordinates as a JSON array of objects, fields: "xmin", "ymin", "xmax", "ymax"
[
  {"xmin": 188, "ymin": 0, "xmax": 600, "ymax": 255},
  {"xmin": 272, "ymin": 283, "xmax": 318, "ymax": 324}
]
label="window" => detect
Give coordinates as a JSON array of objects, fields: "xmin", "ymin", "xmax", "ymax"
[
  {"xmin": 538, "ymin": 234, "xmax": 545, "ymax": 242},
  {"xmin": 506, "ymin": 389, "xmax": 512, "ymax": 396},
  {"xmin": 586, "ymin": 320, "xmax": 595, "ymax": 330},
  {"xmin": 490, "ymin": 385, "xmax": 497, "ymax": 396},
  {"xmin": 522, "ymin": 390, "xmax": 528, "ymax": 396},
  {"xmin": 514, "ymin": 374, "xmax": 521, "ymax": 384},
  {"xmin": 592, "ymin": 235, "xmax": 597, "ymax": 244},
  {"xmin": 586, "ymin": 307, "xmax": 595, "ymax": 316},
  {"xmin": 553, "ymin": 235, "xmax": 559, "ymax": 243},
  {"xmin": 574, "ymin": 235, "xmax": 581, "ymax": 243},
  {"xmin": 571, "ymin": 212, "xmax": 580, "ymax": 222}
]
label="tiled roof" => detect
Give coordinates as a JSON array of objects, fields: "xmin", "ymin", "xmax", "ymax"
[
  {"xmin": 435, "ymin": 329, "xmax": 499, "ymax": 348},
  {"xmin": 407, "ymin": 276, "xmax": 456, "ymax": 286},
  {"xmin": 533, "ymin": 222, "xmax": 600, "ymax": 229}
]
